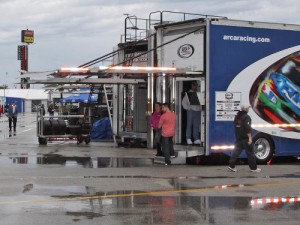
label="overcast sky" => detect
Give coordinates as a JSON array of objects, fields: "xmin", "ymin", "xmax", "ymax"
[{"xmin": 1, "ymin": 0, "xmax": 300, "ymax": 88}]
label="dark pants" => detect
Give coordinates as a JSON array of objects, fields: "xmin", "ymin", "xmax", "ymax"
[
  {"xmin": 9, "ymin": 116, "xmax": 17, "ymax": 131},
  {"xmin": 229, "ymin": 139, "xmax": 257, "ymax": 170},
  {"xmin": 161, "ymin": 136, "xmax": 174, "ymax": 164},
  {"xmin": 49, "ymin": 112, "xmax": 54, "ymax": 119},
  {"xmin": 154, "ymin": 129, "xmax": 162, "ymax": 156}
]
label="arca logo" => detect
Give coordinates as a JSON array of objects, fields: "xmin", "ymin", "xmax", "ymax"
[{"xmin": 178, "ymin": 44, "xmax": 194, "ymax": 58}]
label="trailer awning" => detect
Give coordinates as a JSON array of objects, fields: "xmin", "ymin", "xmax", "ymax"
[
  {"xmin": 59, "ymin": 92, "xmax": 98, "ymax": 103},
  {"xmin": 26, "ymin": 78, "xmax": 146, "ymax": 85}
]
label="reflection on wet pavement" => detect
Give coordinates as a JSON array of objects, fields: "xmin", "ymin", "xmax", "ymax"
[
  {"xmin": 1, "ymin": 155, "xmax": 300, "ymax": 180},
  {"xmin": 0, "ymin": 180, "xmax": 299, "ymax": 224},
  {"xmin": 5, "ymin": 190, "xmax": 299, "ymax": 224},
  {"xmin": 0, "ymin": 155, "xmax": 154, "ymax": 168},
  {"xmin": 54, "ymin": 194, "xmax": 300, "ymax": 223}
]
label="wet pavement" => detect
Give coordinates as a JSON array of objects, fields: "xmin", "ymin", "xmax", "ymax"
[{"xmin": 0, "ymin": 113, "xmax": 300, "ymax": 224}]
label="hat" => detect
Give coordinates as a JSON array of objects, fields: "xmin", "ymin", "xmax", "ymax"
[
  {"xmin": 191, "ymin": 81, "xmax": 198, "ymax": 86},
  {"xmin": 241, "ymin": 104, "xmax": 250, "ymax": 110}
]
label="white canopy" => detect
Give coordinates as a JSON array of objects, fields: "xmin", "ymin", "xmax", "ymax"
[{"xmin": 0, "ymin": 89, "xmax": 48, "ymax": 100}]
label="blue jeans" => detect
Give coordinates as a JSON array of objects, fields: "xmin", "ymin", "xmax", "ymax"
[
  {"xmin": 161, "ymin": 136, "xmax": 174, "ymax": 164},
  {"xmin": 186, "ymin": 110, "xmax": 201, "ymax": 141}
]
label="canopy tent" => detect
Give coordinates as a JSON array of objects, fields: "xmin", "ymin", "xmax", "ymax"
[{"xmin": 60, "ymin": 93, "xmax": 98, "ymax": 103}]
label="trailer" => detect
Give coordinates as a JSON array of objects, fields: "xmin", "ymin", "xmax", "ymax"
[{"xmin": 148, "ymin": 15, "xmax": 300, "ymax": 163}]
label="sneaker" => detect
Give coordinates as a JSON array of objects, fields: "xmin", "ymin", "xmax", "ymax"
[
  {"xmin": 228, "ymin": 166, "xmax": 237, "ymax": 172},
  {"xmin": 187, "ymin": 139, "xmax": 193, "ymax": 145},
  {"xmin": 170, "ymin": 155, "xmax": 176, "ymax": 158},
  {"xmin": 194, "ymin": 139, "xmax": 201, "ymax": 145},
  {"xmin": 250, "ymin": 168, "xmax": 262, "ymax": 173}
]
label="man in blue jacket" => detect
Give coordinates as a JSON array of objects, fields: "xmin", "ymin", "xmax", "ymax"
[{"xmin": 8, "ymin": 101, "xmax": 18, "ymax": 132}]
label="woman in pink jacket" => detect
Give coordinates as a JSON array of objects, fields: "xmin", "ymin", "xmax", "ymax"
[{"xmin": 150, "ymin": 102, "xmax": 163, "ymax": 156}]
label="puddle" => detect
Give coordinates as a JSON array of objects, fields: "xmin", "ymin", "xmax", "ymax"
[
  {"xmin": 1, "ymin": 182, "xmax": 299, "ymax": 224},
  {"xmin": 0, "ymin": 132, "xmax": 17, "ymax": 141},
  {"xmin": 53, "ymin": 192, "xmax": 300, "ymax": 223},
  {"xmin": 0, "ymin": 155, "xmax": 154, "ymax": 168}
]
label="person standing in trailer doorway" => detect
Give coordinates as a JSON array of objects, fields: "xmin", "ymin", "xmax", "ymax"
[
  {"xmin": 150, "ymin": 102, "xmax": 163, "ymax": 156},
  {"xmin": 182, "ymin": 81, "xmax": 201, "ymax": 145},
  {"xmin": 8, "ymin": 101, "xmax": 18, "ymax": 132},
  {"xmin": 158, "ymin": 103, "xmax": 176, "ymax": 165}
]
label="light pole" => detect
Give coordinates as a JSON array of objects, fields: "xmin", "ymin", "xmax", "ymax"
[
  {"xmin": 2, "ymin": 72, "xmax": 7, "ymax": 110},
  {"xmin": 4, "ymin": 72, "xmax": 7, "ymax": 98}
]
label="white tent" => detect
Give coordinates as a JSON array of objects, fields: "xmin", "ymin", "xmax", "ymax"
[
  {"xmin": 0, "ymin": 89, "xmax": 48, "ymax": 99},
  {"xmin": 0, "ymin": 89, "xmax": 49, "ymax": 112}
]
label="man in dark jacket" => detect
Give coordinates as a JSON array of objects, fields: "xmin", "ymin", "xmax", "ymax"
[
  {"xmin": 8, "ymin": 101, "xmax": 18, "ymax": 132},
  {"xmin": 48, "ymin": 103, "xmax": 55, "ymax": 117},
  {"xmin": 228, "ymin": 105, "xmax": 261, "ymax": 172}
]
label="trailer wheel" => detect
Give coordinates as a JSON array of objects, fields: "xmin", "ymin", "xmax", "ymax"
[
  {"xmin": 253, "ymin": 134, "xmax": 274, "ymax": 164},
  {"xmin": 77, "ymin": 136, "xmax": 83, "ymax": 144},
  {"xmin": 38, "ymin": 137, "xmax": 47, "ymax": 145},
  {"xmin": 85, "ymin": 136, "xmax": 90, "ymax": 144}
]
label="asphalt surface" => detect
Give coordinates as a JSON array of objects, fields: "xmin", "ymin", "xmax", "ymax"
[{"xmin": 0, "ymin": 113, "xmax": 300, "ymax": 225}]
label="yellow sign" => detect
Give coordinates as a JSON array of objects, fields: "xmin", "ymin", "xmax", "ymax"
[
  {"xmin": 21, "ymin": 30, "xmax": 34, "ymax": 43},
  {"xmin": 24, "ymin": 36, "xmax": 34, "ymax": 43}
]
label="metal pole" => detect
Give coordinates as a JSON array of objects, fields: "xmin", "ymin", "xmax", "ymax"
[{"xmin": 4, "ymin": 72, "xmax": 7, "ymax": 101}]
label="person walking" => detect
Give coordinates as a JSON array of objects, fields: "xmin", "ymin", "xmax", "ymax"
[
  {"xmin": 150, "ymin": 102, "xmax": 163, "ymax": 156},
  {"xmin": 40, "ymin": 104, "xmax": 46, "ymax": 116},
  {"xmin": 48, "ymin": 103, "xmax": 55, "ymax": 118},
  {"xmin": 8, "ymin": 101, "xmax": 18, "ymax": 132},
  {"xmin": 182, "ymin": 81, "xmax": 201, "ymax": 145},
  {"xmin": 158, "ymin": 103, "xmax": 176, "ymax": 165},
  {"xmin": 228, "ymin": 105, "xmax": 261, "ymax": 172}
]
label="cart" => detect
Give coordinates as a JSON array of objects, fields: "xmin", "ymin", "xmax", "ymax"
[{"xmin": 37, "ymin": 110, "xmax": 91, "ymax": 145}]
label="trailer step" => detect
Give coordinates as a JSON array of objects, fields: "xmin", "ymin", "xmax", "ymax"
[
  {"xmin": 154, "ymin": 155, "xmax": 186, "ymax": 165},
  {"xmin": 154, "ymin": 146, "xmax": 205, "ymax": 165},
  {"xmin": 174, "ymin": 145, "xmax": 205, "ymax": 158}
]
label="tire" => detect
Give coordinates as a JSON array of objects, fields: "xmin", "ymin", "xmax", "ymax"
[
  {"xmin": 38, "ymin": 137, "xmax": 43, "ymax": 145},
  {"xmin": 43, "ymin": 120, "xmax": 51, "ymax": 135},
  {"xmin": 49, "ymin": 119, "xmax": 59, "ymax": 135},
  {"xmin": 253, "ymin": 134, "xmax": 274, "ymax": 164},
  {"xmin": 85, "ymin": 136, "xmax": 91, "ymax": 144},
  {"xmin": 57, "ymin": 119, "xmax": 66, "ymax": 135},
  {"xmin": 38, "ymin": 137, "xmax": 47, "ymax": 145},
  {"xmin": 77, "ymin": 136, "xmax": 83, "ymax": 144}
]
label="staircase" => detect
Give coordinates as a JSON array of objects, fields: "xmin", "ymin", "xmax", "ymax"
[{"xmin": 103, "ymin": 84, "xmax": 115, "ymax": 143}]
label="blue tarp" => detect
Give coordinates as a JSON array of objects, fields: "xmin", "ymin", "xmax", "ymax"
[
  {"xmin": 60, "ymin": 93, "xmax": 98, "ymax": 103},
  {"xmin": 6, "ymin": 97, "xmax": 23, "ymax": 112},
  {"xmin": 90, "ymin": 117, "xmax": 112, "ymax": 139}
]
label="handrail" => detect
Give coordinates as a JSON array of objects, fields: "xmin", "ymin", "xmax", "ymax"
[{"xmin": 149, "ymin": 10, "xmax": 227, "ymax": 29}]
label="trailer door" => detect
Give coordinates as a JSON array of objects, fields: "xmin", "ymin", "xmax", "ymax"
[{"xmin": 174, "ymin": 77, "xmax": 205, "ymax": 147}]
